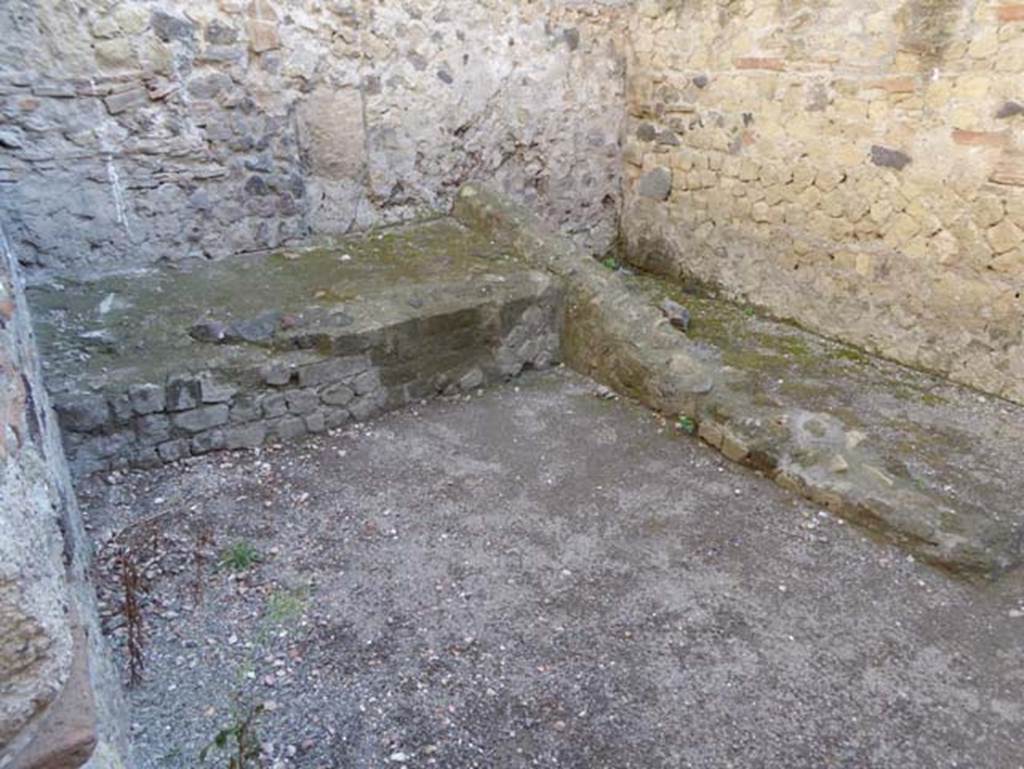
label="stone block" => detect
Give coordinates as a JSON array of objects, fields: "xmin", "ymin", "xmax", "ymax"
[
  {"xmin": 225, "ymin": 423, "xmax": 267, "ymax": 450},
  {"xmin": 297, "ymin": 87, "xmax": 366, "ymax": 180},
  {"xmin": 103, "ymin": 87, "xmax": 148, "ymax": 115},
  {"xmin": 305, "ymin": 412, "xmax": 326, "ymax": 433},
  {"xmin": 230, "ymin": 396, "xmax": 261, "ymax": 423},
  {"xmin": 260, "ymin": 393, "xmax": 288, "ymax": 418},
  {"xmin": 54, "ymin": 395, "xmax": 109, "ymax": 433},
  {"xmin": 157, "ymin": 440, "xmax": 190, "ymax": 462},
  {"xmin": 247, "ymin": 0, "xmax": 280, "ymax": 52},
  {"xmin": 166, "ymin": 376, "xmax": 201, "ymax": 412},
  {"xmin": 321, "ymin": 383, "xmax": 355, "ymax": 407},
  {"xmin": 352, "ymin": 369, "xmax": 381, "ymax": 396},
  {"xmin": 172, "ymin": 405, "xmax": 230, "ymax": 434},
  {"xmin": 261, "ymin": 364, "xmax": 295, "ymax": 387},
  {"xmin": 129, "ymin": 383, "xmax": 166, "ymax": 415},
  {"xmin": 286, "ymin": 389, "xmax": 320, "ymax": 416},
  {"xmin": 135, "ymin": 414, "xmax": 171, "ymax": 444},
  {"xmin": 273, "ymin": 417, "xmax": 307, "ymax": 441},
  {"xmin": 191, "ymin": 430, "xmax": 226, "ymax": 455},
  {"xmin": 199, "ymin": 376, "xmax": 237, "ymax": 404},
  {"xmin": 299, "ymin": 357, "xmax": 369, "ymax": 387}
]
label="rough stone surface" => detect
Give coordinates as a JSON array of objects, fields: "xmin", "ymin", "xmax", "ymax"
[
  {"xmin": 29, "ymin": 219, "xmax": 562, "ymax": 475},
  {"xmin": 455, "ymin": 184, "xmax": 1024, "ymax": 579},
  {"xmin": 78, "ymin": 369, "xmax": 1024, "ymax": 769},
  {"xmin": 1, "ymin": 0, "xmax": 627, "ymax": 275},
  {"xmin": 624, "ymin": 0, "xmax": 1024, "ymax": 406},
  {"xmin": 0, "ymin": 226, "xmax": 128, "ymax": 767}
]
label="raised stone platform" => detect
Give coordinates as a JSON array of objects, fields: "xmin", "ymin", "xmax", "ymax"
[
  {"xmin": 28, "ymin": 218, "xmax": 561, "ymax": 476},
  {"xmin": 455, "ymin": 185, "xmax": 1024, "ymax": 580}
]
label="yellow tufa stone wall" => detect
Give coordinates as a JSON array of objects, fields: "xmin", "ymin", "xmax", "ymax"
[{"xmin": 622, "ymin": 0, "xmax": 1024, "ymax": 405}]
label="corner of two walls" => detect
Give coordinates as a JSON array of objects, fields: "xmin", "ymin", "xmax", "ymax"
[
  {"xmin": 0, "ymin": 225, "xmax": 128, "ymax": 767},
  {"xmin": 0, "ymin": 0, "xmax": 629, "ymax": 277},
  {"xmin": 622, "ymin": 0, "xmax": 1024, "ymax": 406}
]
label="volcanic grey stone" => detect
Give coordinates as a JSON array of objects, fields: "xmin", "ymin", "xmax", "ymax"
[
  {"xmin": 191, "ymin": 430, "xmax": 226, "ymax": 455},
  {"xmin": 152, "ymin": 10, "xmax": 196, "ymax": 43},
  {"xmin": 273, "ymin": 417, "xmax": 307, "ymax": 441},
  {"xmin": 225, "ymin": 423, "xmax": 267, "ymax": 450},
  {"xmin": 172, "ymin": 405, "xmax": 229, "ymax": 433},
  {"xmin": 321, "ymin": 384, "xmax": 355, "ymax": 407},
  {"xmin": 870, "ymin": 145, "xmax": 912, "ymax": 171},
  {"xmin": 225, "ymin": 311, "xmax": 283, "ymax": 344},
  {"xmin": 286, "ymin": 389, "xmax": 320, "ymax": 416},
  {"xmin": 129, "ymin": 384, "xmax": 166, "ymax": 415},
  {"xmin": 166, "ymin": 377, "xmax": 201, "ymax": 412},
  {"xmin": 54, "ymin": 394, "xmax": 109, "ymax": 433},
  {"xmin": 189, "ymin": 320, "xmax": 229, "ymax": 344},
  {"xmin": 261, "ymin": 393, "xmax": 288, "ymax": 418}
]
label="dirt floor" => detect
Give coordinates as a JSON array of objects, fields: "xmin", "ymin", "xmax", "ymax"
[{"xmin": 79, "ymin": 368, "xmax": 1024, "ymax": 769}]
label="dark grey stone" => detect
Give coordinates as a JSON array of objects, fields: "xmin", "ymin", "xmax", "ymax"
[
  {"xmin": 321, "ymin": 383, "xmax": 355, "ymax": 407},
  {"xmin": 656, "ymin": 130, "xmax": 680, "ymax": 146},
  {"xmin": 349, "ymin": 394, "xmax": 380, "ymax": 422},
  {"xmin": 54, "ymin": 394, "xmax": 109, "ymax": 433},
  {"xmin": 191, "ymin": 430, "xmax": 226, "ymax": 455},
  {"xmin": 109, "ymin": 393, "xmax": 134, "ymax": 421},
  {"xmin": 205, "ymin": 19, "xmax": 239, "ymax": 44},
  {"xmin": 870, "ymin": 145, "xmax": 912, "ymax": 171},
  {"xmin": 273, "ymin": 417, "xmax": 307, "ymax": 442},
  {"xmin": 136, "ymin": 414, "xmax": 171, "ymax": 444},
  {"xmin": 563, "ymin": 28, "xmax": 580, "ymax": 51},
  {"xmin": 636, "ymin": 123, "xmax": 657, "ymax": 142},
  {"xmin": 660, "ymin": 298, "xmax": 691, "ymax": 333},
  {"xmin": 152, "ymin": 10, "xmax": 197, "ymax": 43},
  {"xmin": 324, "ymin": 408, "xmax": 351, "ymax": 429},
  {"xmin": 225, "ymin": 423, "xmax": 267, "ymax": 450},
  {"xmin": 305, "ymin": 412, "xmax": 327, "ymax": 433},
  {"xmin": 129, "ymin": 383, "xmax": 166, "ymax": 415},
  {"xmin": 353, "ymin": 369, "xmax": 381, "ymax": 396},
  {"xmin": 157, "ymin": 440, "xmax": 190, "ymax": 462},
  {"xmin": 200, "ymin": 376, "xmax": 237, "ymax": 404},
  {"xmin": 173, "ymin": 404, "xmax": 230, "ymax": 433},
  {"xmin": 230, "ymin": 396, "xmax": 261, "ymax": 423},
  {"xmin": 226, "ymin": 311, "xmax": 282, "ymax": 343},
  {"xmin": 299, "ymin": 357, "xmax": 369, "ymax": 387},
  {"xmin": 996, "ymin": 101, "xmax": 1024, "ymax": 119},
  {"xmin": 693, "ymin": 74, "xmax": 710, "ymax": 89},
  {"xmin": 260, "ymin": 393, "xmax": 288, "ymax": 418},
  {"xmin": 166, "ymin": 376, "xmax": 201, "ymax": 412},
  {"xmin": 286, "ymin": 389, "xmax": 320, "ymax": 416},
  {"xmin": 262, "ymin": 364, "xmax": 295, "ymax": 387},
  {"xmin": 638, "ymin": 168, "xmax": 673, "ymax": 201}
]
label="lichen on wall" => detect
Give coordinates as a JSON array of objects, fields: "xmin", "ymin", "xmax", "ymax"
[
  {"xmin": 0, "ymin": 0, "xmax": 628, "ymax": 276},
  {"xmin": 623, "ymin": 0, "xmax": 1024, "ymax": 405}
]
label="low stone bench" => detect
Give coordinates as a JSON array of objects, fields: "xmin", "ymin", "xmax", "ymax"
[{"xmin": 28, "ymin": 218, "xmax": 561, "ymax": 476}]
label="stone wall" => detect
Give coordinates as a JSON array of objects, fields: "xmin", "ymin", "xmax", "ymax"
[
  {"xmin": 1, "ymin": 0, "xmax": 627, "ymax": 275},
  {"xmin": 623, "ymin": 0, "xmax": 1024, "ymax": 405},
  {"xmin": 0, "ymin": 226, "xmax": 126, "ymax": 767}
]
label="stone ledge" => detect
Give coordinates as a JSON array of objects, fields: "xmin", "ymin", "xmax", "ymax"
[
  {"xmin": 454, "ymin": 184, "xmax": 1024, "ymax": 580},
  {"xmin": 29, "ymin": 219, "xmax": 563, "ymax": 475}
]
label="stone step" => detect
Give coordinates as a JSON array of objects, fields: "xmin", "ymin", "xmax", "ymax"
[
  {"xmin": 27, "ymin": 218, "xmax": 562, "ymax": 476},
  {"xmin": 455, "ymin": 184, "xmax": 1024, "ymax": 580}
]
